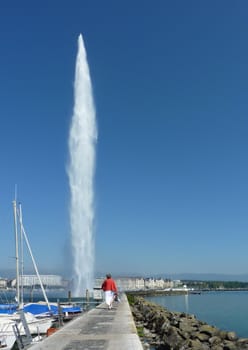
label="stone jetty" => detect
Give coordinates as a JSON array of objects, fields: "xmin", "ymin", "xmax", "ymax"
[
  {"xmin": 29, "ymin": 294, "xmax": 143, "ymax": 350},
  {"xmin": 129, "ymin": 296, "xmax": 248, "ymax": 350}
]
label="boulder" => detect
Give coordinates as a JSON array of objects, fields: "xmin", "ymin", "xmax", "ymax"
[
  {"xmin": 179, "ymin": 317, "xmax": 198, "ymax": 334},
  {"xmin": 196, "ymin": 332, "xmax": 211, "ymax": 342},
  {"xmin": 162, "ymin": 326, "xmax": 185, "ymax": 349},
  {"xmin": 187, "ymin": 338, "xmax": 208, "ymax": 349},
  {"xmin": 222, "ymin": 340, "xmax": 238, "ymax": 350},
  {"xmin": 209, "ymin": 336, "xmax": 222, "ymax": 346},
  {"xmin": 211, "ymin": 346, "xmax": 224, "ymax": 350},
  {"xmin": 199, "ymin": 324, "xmax": 219, "ymax": 337},
  {"xmin": 226, "ymin": 332, "xmax": 237, "ymax": 341}
]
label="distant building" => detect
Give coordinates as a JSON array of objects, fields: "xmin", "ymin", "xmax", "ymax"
[
  {"xmin": 0, "ymin": 278, "xmax": 8, "ymax": 288},
  {"xmin": 94, "ymin": 278, "xmax": 104, "ymax": 289},
  {"xmin": 8, "ymin": 275, "xmax": 178, "ymax": 292},
  {"xmin": 96, "ymin": 277, "xmax": 174, "ymax": 292},
  {"xmin": 11, "ymin": 275, "xmax": 63, "ymax": 288}
]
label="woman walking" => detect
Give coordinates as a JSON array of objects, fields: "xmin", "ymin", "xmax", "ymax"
[{"xmin": 101, "ymin": 274, "xmax": 118, "ymax": 309}]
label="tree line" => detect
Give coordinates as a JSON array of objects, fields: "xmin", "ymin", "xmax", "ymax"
[{"xmin": 183, "ymin": 280, "xmax": 248, "ymax": 290}]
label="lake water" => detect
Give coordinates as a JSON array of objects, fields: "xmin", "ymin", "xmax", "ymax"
[
  {"xmin": 0, "ymin": 288, "xmax": 100, "ymax": 310},
  {"xmin": 146, "ymin": 291, "xmax": 248, "ymax": 338}
]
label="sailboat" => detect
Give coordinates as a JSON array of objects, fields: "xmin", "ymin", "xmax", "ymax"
[
  {"xmin": 0, "ymin": 200, "xmax": 56, "ymax": 348},
  {"xmin": 0, "ymin": 316, "xmax": 17, "ymax": 350},
  {"xmin": 15, "ymin": 201, "xmax": 82, "ymax": 320},
  {"xmin": 0, "ymin": 197, "xmax": 83, "ymax": 348},
  {"xmin": 0, "ymin": 201, "xmax": 81, "ymax": 319}
]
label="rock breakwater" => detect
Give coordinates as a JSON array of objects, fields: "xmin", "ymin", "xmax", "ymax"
[{"xmin": 129, "ymin": 296, "xmax": 248, "ymax": 349}]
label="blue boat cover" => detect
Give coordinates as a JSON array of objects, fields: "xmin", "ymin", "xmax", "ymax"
[
  {"xmin": 23, "ymin": 303, "xmax": 81, "ymax": 315},
  {"xmin": 0, "ymin": 303, "xmax": 18, "ymax": 314}
]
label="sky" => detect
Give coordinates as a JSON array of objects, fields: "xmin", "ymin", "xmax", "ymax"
[{"xmin": 0, "ymin": 1, "xmax": 248, "ymax": 280}]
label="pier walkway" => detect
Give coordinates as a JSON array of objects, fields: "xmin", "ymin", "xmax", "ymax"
[{"xmin": 30, "ymin": 294, "xmax": 143, "ymax": 350}]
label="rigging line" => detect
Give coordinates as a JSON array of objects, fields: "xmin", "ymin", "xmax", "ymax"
[{"xmin": 16, "ymin": 204, "xmax": 51, "ymax": 311}]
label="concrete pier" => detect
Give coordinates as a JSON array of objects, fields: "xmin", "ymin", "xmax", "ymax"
[{"xmin": 30, "ymin": 294, "xmax": 143, "ymax": 349}]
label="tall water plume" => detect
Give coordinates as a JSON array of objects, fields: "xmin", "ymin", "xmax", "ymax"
[{"xmin": 68, "ymin": 34, "xmax": 97, "ymax": 296}]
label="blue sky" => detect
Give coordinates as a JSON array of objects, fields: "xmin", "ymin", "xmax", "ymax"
[{"xmin": 0, "ymin": 1, "xmax": 248, "ymax": 279}]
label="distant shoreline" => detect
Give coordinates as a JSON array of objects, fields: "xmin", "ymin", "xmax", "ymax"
[{"xmin": 127, "ymin": 288, "xmax": 248, "ymax": 297}]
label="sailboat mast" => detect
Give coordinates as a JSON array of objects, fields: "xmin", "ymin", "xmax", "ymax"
[
  {"xmin": 13, "ymin": 200, "xmax": 20, "ymax": 305},
  {"xmin": 19, "ymin": 203, "xmax": 24, "ymax": 305},
  {"xmin": 18, "ymin": 204, "xmax": 51, "ymax": 310}
]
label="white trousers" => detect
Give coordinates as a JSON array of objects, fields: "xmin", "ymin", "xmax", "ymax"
[{"xmin": 104, "ymin": 291, "xmax": 114, "ymax": 306}]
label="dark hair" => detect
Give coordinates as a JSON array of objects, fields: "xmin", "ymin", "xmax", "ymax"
[{"xmin": 106, "ymin": 273, "xmax": 111, "ymax": 279}]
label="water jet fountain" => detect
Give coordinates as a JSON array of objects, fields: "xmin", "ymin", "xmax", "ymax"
[{"xmin": 67, "ymin": 34, "xmax": 97, "ymax": 296}]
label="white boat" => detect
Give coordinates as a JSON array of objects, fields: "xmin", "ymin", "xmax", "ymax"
[
  {"xmin": 11, "ymin": 312, "xmax": 53, "ymax": 335},
  {"xmin": 0, "ymin": 316, "xmax": 17, "ymax": 350},
  {"xmin": 0, "ymin": 310, "xmax": 54, "ymax": 349},
  {"xmin": 0, "ymin": 200, "xmax": 56, "ymax": 349},
  {"xmin": 0, "ymin": 314, "xmax": 52, "ymax": 350}
]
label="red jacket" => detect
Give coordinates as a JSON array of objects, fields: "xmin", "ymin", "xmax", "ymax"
[{"xmin": 101, "ymin": 278, "xmax": 117, "ymax": 292}]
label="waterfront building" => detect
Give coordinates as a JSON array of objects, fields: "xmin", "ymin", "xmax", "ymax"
[
  {"xmin": 104, "ymin": 277, "xmax": 174, "ymax": 292},
  {"xmin": 115, "ymin": 277, "xmax": 137, "ymax": 291},
  {"xmin": 144, "ymin": 278, "xmax": 155, "ymax": 289},
  {"xmin": 11, "ymin": 274, "xmax": 63, "ymax": 288},
  {"xmin": 7, "ymin": 275, "xmax": 178, "ymax": 292},
  {"xmin": 0, "ymin": 278, "xmax": 8, "ymax": 288},
  {"xmin": 94, "ymin": 278, "xmax": 104, "ymax": 289}
]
